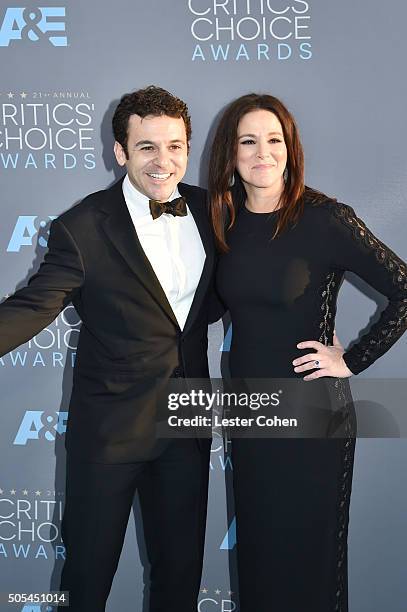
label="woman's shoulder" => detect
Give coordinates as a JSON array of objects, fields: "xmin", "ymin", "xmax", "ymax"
[{"xmin": 302, "ymin": 187, "xmax": 357, "ymax": 221}]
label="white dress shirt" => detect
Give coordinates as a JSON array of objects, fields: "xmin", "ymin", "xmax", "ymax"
[{"xmin": 122, "ymin": 174, "xmax": 206, "ymax": 330}]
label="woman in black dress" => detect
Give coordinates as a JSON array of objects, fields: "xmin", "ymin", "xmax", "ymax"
[{"xmin": 208, "ymin": 93, "xmax": 407, "ymax": 611}]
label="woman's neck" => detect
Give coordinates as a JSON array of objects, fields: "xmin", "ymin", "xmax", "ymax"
[{"xmin": 244, "ymin": 182, "xmax": 284, "ymax": 213}]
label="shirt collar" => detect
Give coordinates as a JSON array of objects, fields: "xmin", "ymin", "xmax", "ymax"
[{"xmin": 122, "ymin": 174, "xmax": 181, "ymax": 220}]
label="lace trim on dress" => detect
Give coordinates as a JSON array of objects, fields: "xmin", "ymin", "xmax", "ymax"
[
  {"xmin": 333, "ymin": 378, "xmax": 355, "ymax": 612},
  {"xmin": 318, "ymin": 269, "xmax": 355, "ymax": 612},
  {"xmin": 334, "ymin": 204, "xmax": 407, "ymax": 369},
  {"xmin": 318, "ymin": 271, "xmax": 337, "ymax": 345}
]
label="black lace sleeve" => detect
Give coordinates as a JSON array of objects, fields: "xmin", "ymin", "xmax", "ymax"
[{"xmin": 328, "ymin": 202, "xmax": 407, "ymax": 374}]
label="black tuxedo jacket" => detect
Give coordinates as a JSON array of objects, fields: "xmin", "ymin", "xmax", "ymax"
[{"xmin": 0, "ymin": 178, "xmax": 215, "ymax": 462}]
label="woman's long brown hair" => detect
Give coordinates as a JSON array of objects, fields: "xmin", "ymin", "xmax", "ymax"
[{"xmin": 208, "ymin": 93, "xmax": 332, "ymax": 252}]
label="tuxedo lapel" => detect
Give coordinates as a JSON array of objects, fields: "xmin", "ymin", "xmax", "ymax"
[
  {"xmin": 99, "ymin": 179, "xmax": 180, "ymax": 328},
  {"xmin": 98, "ymin": 179, "xmax": 214, "ymax": 335}
]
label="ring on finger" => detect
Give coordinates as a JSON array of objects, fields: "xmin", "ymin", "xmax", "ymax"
[{"xmin": 314, "ymin": 360, "xmax": 321, "ymax": 368}]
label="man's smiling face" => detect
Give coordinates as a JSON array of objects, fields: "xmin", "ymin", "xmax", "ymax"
[{"xmin": 114, "ymin": 114, "xmax": 189, "ymax": 202}]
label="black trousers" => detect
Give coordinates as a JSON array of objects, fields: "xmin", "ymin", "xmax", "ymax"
[{"xmin": 59, "ymin": 439, "xmax": 211, "ymax": 612}]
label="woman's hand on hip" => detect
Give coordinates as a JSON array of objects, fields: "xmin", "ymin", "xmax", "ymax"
[{"xmin": 292, "ymin": 331, "xmax": 353, "ymax": 381}]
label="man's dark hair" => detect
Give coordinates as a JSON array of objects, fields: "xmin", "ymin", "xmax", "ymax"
[{"xmin": 112, "ymin": 85, "xmax": 191, "ymax": 158}]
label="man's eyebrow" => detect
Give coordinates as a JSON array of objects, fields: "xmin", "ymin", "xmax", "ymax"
[
  {"xmin": 134, "ymin": 140, "xmax": 155, "ymax": 146},
  {"xmin": 134, "ymin": 139, "xmax": 186, "ymax": 146}
]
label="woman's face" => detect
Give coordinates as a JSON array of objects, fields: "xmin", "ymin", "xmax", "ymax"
[{"xmin": 236, "ymin": 109, "xmax": 288, "ymax": 194}]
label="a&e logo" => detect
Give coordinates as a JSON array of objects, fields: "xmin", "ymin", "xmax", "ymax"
[
  {"xmin": 0, "ymin": 7, "xmax": 67, "ymax": 47},
  {"xmin": 7, "ymin": 215, "xmax": 57, "ymax": 252},
  {"xmin": 220, "ymin": 517, "xmax": 236, "ymax": 550},
  {"xmin": 14, "ymin": 410, "xmax": 68, "ymax": 445},
  {"xmin": 20, "ymin": 606, "xmax": 53, "ymax": 612}
]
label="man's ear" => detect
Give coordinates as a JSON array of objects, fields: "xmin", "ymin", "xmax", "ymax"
[{"xmin": 114, "ymin": 141, "xmax": 126, "ymax": 167}]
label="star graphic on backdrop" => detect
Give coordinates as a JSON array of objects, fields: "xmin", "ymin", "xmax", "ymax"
[
  {"xmin": 215, "ymin": 589, "xmax": 221, "ymax": 595},
  {"xmin": 22, "ymin": 490, "xmax": 28, "ymax": 495},
  {"xmin": 20, "ymin": 92, "xmax": 27, "ymax": 98},
  {"xmin": 201, "ymin": 588, "xmax": 208, "ymax": 594},
  {"xmin": 7, "ymin": 92, "xmax": 14, "ymax": 98},
  {"xmin": 10, "ymin": 489, "xmax": 16, "ymax": 495},
  {"xmin": 35, "ymin": 490, "xmax": 41, "ymax": 496},
  {"xmin": 0, "ymin": 488, "xmax": 3, "ymax": 495}
]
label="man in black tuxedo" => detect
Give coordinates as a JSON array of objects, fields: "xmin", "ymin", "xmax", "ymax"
[{"xmin": 0, "ymin": 86, "xmax": 214, "ymax": 611}]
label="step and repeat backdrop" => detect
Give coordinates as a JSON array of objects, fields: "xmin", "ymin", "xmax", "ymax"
[{"xmin": 1, "ymin": 1, "xmax": 407, "ymax": 611}]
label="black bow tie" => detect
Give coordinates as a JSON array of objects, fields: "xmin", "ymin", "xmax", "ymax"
[{"xmin": 149, "ymin": 196, "xmax": 188, "ymax": 220}]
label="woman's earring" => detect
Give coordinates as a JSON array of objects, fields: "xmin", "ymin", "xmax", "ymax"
[
  {"xmin": 283, "ymin": 167, "xmax": 288, "ymax": 183},
  {"xmin": 229, "ymin": 172, "xmax": 235, "ymax": 187}
]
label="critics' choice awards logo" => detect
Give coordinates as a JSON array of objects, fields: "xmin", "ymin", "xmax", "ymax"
[
  {"xmin": 0, "ymin": 94, "xmax": 96, "ymax": 170},
  {"xmin": 198, "ymin": 588, "xmax": 236, "ymax": 611},
  {"xmin": 188, "ymin": 0, "xmax": 312, "ymax": 61},
  {"xmin": 0, "ymin": 7, "xmax": 67, "ymax": 46},
  {"xmin": 0, "ymin": 488, "xmax": 65, "ymax": 562},
  {"xmin": 0, "ymin": 305, "xmax": 79, "ymax": 369},
  {"xmin": 13, "ymin": 411, "xmax": 68, "ymax": 445},
  {"xmin": 210, "ymin": 431, "xmax": 233, "ymax": 472}
]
